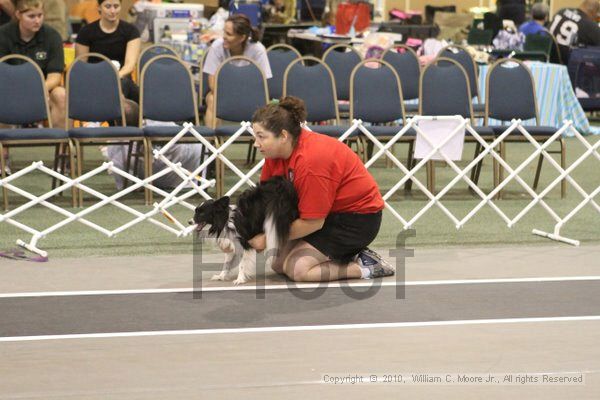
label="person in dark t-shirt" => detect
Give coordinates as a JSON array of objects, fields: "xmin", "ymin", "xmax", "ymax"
[
  {"xmin": 0, "ymin": 0, "xmax": 65, "ymax": 173},
  {"xmin": 549, "ymin": 0, "xmax": 600, "ymax": 64},
  {"xmin": 75, "ymin": 0, "xmax": 141, "ymax": 105},
  {"xmin": 0, "ymin": 0, "xmax": 65, "ymax": 129}
]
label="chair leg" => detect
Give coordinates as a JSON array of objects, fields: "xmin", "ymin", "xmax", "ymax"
[
  {"xmin": 76, "ymin": 142, "xmax": 84, "ymax": 207},
  {"xmin": 386, "ymin": 144, "xmax": 395, "ymax": 168},
  {"xmin": 219, "ymin": 145, "xmax": 225, "ymax": 197},
  {"xmin": 356, "ymin": 137, "xmax": 365, "ymax": 164},
  {"xmin": 367, "ymin": 141, "xmax": 374, "ymax": 160},
  {"xmin": 52, "ymin": 144, "xmax": 61, "ymax": 190},
  {"xmin": 404, "ymin": 141, "xmax": 415, "ymax": 192},
  {"xmin": 0, "ymin": 143, "xmax": 8, "ymax": 211},
  {"xmin": 145, "ymin": 138, "xmax": 152, "ymax": 206},
  {"xmin": 214, "ymin": 137, "xmax": 223, "ymax": 198},
  {"xmin": 431, "ymin": 161, "xmax": 436, "ymax": 195},
  {"xmin": 492, "ymin": 143, "xmax": 499, "ymax": 194},
  {"xmin": 498, "ymin": 141, "xmax": 506, "ymax": 200},
  {"xmin": 533, "ymin": 153, "xmax": 544, "ymax": 191},
  {"xmin": 251, "ymin": 146, "xmax": 257, "ymax": 164},
  {"xmin": 426, "ymin": 160, "xmax": 435, "ymax": 194},
  {"xmin": 359, "ymin": 136, "xmax": 368, "ymax": 163},
  {"xmin": 59, "ymin": 143, "xmax": 69, "ymax": 196},
  {"xmin": 475, "ymin": 146, "xmax": 485, "ymax": 186},
  {"xmin": 133, "ymin": 141, "xmax": 142, "ymax": 179},
  {"xmin": 560, "ymin": 138, "xmax": 566, "ymax": 199},
  {"xmin": 68, "ymin": 140, "xmax": 77, "ymax": 209},
  {"xmin": 246, "ymin": 142, "xmax": 254, "ymax": 165},
  {"xmin": 124, "ymin": 141, "xmax": 134, "ymax": 189},
  {"xmin": 470, "ymin": 142, "xmax": 483, "ymax": 187}
]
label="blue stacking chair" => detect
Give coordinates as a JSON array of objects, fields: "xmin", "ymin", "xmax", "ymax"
[
  {"xmin": 438, "ymin": 45, "xmax": 485, "ymax": 117},
  {"xmin": 267, "ymin": 43, "xmax": 302, "ymax": 99},
  {"xmin": 140, "ymin": 55, "xmax": 217, "ymax": 202},
  {"xmin": 136, "ymin": 43, "xmax": 178, "ymax": 83},
  {"xmin": 212, "ymin": 56, "xmax": 269, "ymax": 196},
  {"xmin": 284, "ymin": 56, "xmax": 360, "ymax": 155},
  {"xmin": 266, "ymin": 43, "xmax": 301, "ymax": 100},
  {"xmin": 323, "ymin": 44, "xmax": 362, "ymax": 117},
  {"xmin": 0, "ymin": 55, "xmax": 74, "ymax": 210},
  {"xmin": 66, "ymin": 53, "xmax": 145, "ymax": 206},
  {"xmin": 350, "ymin": 58, "xmax": 416, "ymax": 189},
  {"xmin": 382, "ymin": 46, "xmax": 421, "ymax": 116},
  {"xmin": 420, "ymin": 57, "xmax": 495, "ymax": 193},
  {"xmin": 213, "ymin": 56, "xmax": 269, "ymax": 130},
  {"xmin": 485, "ymin": 58, "xmax": 565, "ymax": 198}
]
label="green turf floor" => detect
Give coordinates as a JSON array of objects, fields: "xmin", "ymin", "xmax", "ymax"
[{"xmin": 1, "ymin": 134, "xmax": 599, "ymax": 258}]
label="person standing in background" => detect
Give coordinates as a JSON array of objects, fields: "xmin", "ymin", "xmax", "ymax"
[{"xmin": 496, "ymin": 0, "xmax": 526, "ymax": 27}]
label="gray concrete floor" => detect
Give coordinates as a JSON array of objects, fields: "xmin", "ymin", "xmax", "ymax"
[{"xmin": 1, "ymin": 244, "xmax": 599, "ymax": 398}]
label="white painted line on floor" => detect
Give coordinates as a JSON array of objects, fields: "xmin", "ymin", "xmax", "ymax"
[
  {"xmin": 2, "ymin": 276, "xmax": 600, "ymax": 298},
  {"xmin": 1, "ymin": 315, "xmax": 600, "ymax": 342}
]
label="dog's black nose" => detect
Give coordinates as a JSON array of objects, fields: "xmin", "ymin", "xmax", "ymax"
[{"xmin": 188, "ymin": 219, "xmax": 195, "ymax": 225}]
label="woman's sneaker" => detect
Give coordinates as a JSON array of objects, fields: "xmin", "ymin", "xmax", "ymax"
[{"xmin": 356, "ymin": 248, "xmax": 395, "ymax": 278}]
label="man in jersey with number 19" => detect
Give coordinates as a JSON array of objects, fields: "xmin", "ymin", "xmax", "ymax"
[{"xmin": 549, "ymin": 0, "xmax": 600, "ymax": 64}]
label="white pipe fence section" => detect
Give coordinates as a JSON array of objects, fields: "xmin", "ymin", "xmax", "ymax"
[{"xmin": 0, "ymin": 118, "xmax": 598, "ymax": 257}]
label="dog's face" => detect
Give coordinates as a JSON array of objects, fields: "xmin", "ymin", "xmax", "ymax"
[{"xmin": 191, "ymin": 196, "xmax": 231, "ymax": 235}]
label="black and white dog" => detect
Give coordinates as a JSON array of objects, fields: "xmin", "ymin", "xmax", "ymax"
[{"xmin": 191, "ymin": 176, "xmax": 299, "ymax": 284}]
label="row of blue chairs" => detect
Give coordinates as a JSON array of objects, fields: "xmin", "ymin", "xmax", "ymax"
[
  {"xmin": 0, "ymin": 50, "xmax": 565, "ymax": 211},
  {"xmin": 123, "ymin": 42, "xmax": 567, "ymax": 197}
]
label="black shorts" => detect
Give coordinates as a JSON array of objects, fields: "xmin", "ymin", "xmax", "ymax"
[{"xmin": 303, "ymin": 210, "xmax": 382, "ymax": 264}]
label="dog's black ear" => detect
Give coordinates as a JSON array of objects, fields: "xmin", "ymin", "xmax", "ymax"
[{"xmin": 215, "ymin": 196, "xmax": 230, "ymax": 207}]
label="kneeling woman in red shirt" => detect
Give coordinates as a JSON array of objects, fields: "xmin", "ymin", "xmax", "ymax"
[{"xmin": 249, "ymin": 96, "xmax": 395, "ymax": 282}]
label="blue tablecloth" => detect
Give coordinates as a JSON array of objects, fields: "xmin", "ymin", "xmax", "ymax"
[{"xmin": 477, "ymin": 61, "xmax": 600, "ymax": 136}]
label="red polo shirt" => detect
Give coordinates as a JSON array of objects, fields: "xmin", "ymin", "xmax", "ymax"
[{"xmin": 260, "ymin": 129, "xmax": 384, "ymax": 219}]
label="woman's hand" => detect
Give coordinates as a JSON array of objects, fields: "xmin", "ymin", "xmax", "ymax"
[{"xmin": 248, "ymin": 233, "xmax": 266, "ymax": 251}]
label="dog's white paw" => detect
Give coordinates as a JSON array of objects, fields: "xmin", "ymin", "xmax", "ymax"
[
  {"xmin": 232, "ymin": 276, "xmax": 249, "ymax": 285},
  {"xmin": 211, "ymin": 272, "xmax": 228, "ymax": 281}
]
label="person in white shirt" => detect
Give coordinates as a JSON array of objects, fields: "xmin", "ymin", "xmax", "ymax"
[{"xmin": 202, "ymin": 13, "xmax": 272, "ymax": 128}]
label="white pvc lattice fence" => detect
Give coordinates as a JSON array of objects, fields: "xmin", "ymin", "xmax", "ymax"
[{"xmin": 0, "ymin": 118, "xmax": 598, "ymax": 257}]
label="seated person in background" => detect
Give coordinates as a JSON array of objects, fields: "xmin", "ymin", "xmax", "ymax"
[
  {"xmin": 0, "ymin": 0, "xmax": 65, "ymax": 173},
  {"xmin": 203, "ymin": 13, "xmax": 272, "ymax": 128},
  {"xmin": 75, "ymin": 0, "xmax": 140, "ymax": 120},
  {"xmin": 104, "ymin": 104, "xmax": 206, "ymax": 191},
  {"xmin": 0, "ymin": 0, "xmax": 65, "ymax": 129},
  {"xmin": 519, "ymin": 2, "xmax": 549, "ymax": 36},
  {"xmin": 549, "ymin": 0, "xmax": 600, "ymax": 64},
  {"xmin": 0, "ymin": 0, "xmax": 15, "ymax": 25},
  {"xmin": 265, "ymin": 0, "xmax": 296, "ymax": 24}
]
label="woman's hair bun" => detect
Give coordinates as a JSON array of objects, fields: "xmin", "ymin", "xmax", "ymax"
[{"xmin": 278, "ymin": 96, "xmax": 307, "ymax": 125}]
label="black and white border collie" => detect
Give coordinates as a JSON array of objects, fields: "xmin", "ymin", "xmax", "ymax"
[{"xmin": 191, "ymin": 176, "xmax": 299, "ymax": 284}]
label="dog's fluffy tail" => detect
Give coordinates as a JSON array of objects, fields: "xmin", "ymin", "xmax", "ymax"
[
  {"xmin": 263, "ymin": 176, "xmax": 299, "ymax": 250},
  {"xmin": 264, "ymin": 214, "xmax": 280, "ymax": 262}
]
